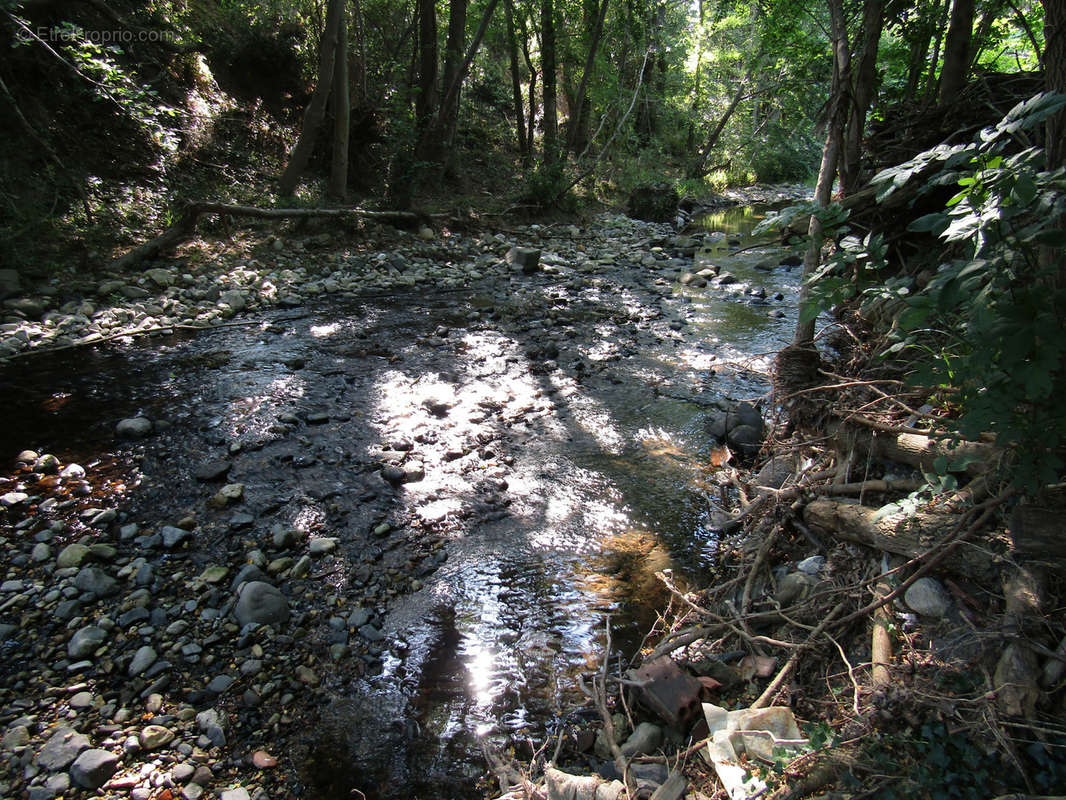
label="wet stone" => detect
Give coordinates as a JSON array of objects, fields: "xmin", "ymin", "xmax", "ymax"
[
  {"xmin": 161, "ymin": 526, "xmax": 192, "ymax": 549},
  {"xmin": 194, "ymin": 460, "xmax": 231, "ymax": 481},
  {"xmin": 116, "ymin": 417, "xmax": 153, "ymax": 439},
  {"xmin": 37, "ymin": 726, "xmax": 90, "ymax": 770},
  {"xmin": 73, "ymin": 566, "xmax": 118, "ymax": 597},
  {"xmin": 68, "ymin": 626, "xmax": 107, "ymax": 659},
  {"xmin": 69, "ymin": 748, "xmax": 118, "ymax": 788},
  {"xmin": 233, "ymin": 581, "xmax": 289, "ymax": 627}
]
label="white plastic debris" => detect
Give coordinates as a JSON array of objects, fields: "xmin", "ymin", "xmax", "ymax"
[{"xmin": 703, "ymin": 703, "xmax": 808, "ymax": 800}]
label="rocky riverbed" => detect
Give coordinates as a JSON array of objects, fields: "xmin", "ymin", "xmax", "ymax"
[{"xmin": 0, "ymin": 187, "xmax": 811, "ymax": 800}]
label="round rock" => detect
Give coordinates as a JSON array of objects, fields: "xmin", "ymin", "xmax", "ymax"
[
  {"xmin": 116, "ymin": 417, "xmax": 153, "ymax": 439},
  {"xmin": 233, "ymin": 581, "xmax": 290, "ymax": 627}
]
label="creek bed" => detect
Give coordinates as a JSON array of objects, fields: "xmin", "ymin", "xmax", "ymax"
[{"xmin": 0, "ymin": 203, "xmax": 803, "ymax": 799}]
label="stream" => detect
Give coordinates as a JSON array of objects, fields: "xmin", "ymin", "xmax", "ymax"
[{"xmin": 0, "ymin": 202, "xmax": 803, "ymax": 798}]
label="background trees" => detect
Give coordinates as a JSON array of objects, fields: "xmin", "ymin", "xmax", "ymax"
[{"xmin": 0, "ymin": 0, "xmax": 1051, "ymax": 233}]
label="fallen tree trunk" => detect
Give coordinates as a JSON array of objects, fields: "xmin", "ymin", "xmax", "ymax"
[
  {"xmin": 832, "ymin": 424, "xmax": 999, "ymax": 477},
  {"xmin": 803, "ymin": 498, "xmax": 996, "ymax": 580},
  {"xmin": 108, "ymin": 202, "xmax": 425, "ymax": 272}
]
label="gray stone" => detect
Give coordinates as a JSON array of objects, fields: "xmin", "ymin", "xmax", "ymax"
[
  {"xmin": 775, "ymin": 572, "xmax": 820, "ymax": 606},
  {"xmin": 36, "ymin": 726, "xmax": 90, "ymax": 770},
  {"xmin": 33, "ymin": 454, "xmax": 60, "ymax": 474},
  {"xmin": 161, "ymin": 526, "xmax": 192, "ymax": 549},
  {"xmin": 193, "ymin": 460, "xmax": 231, "ymax": 481},
  {"xmin": 726, "ymin": 424, "xmax": 762, "ymax": 457},
  {"xmin": 128, "ymin": 646, "xmax": 158, "ymax": 677},
  {"xmin": 796, "ymin": 556, "xmax": 826, "ymax": 575},
  {"xmin": 359, "ymin": 624, "xmax": 384, "ymax": 642},
  {"xmin": 145, "ymin": 268, "xmax": 173, "ymax": 287},
  {"xmin": 620, "ymin": 722, "xmax": 663, "ymax": 757},
  {"xmin": 219, "ymin": 290, "xmax": 246, "ymax": 312},
  {"xmin": 116, "ymin": 417, "xmax": 153, "ymax": 439},
  {"xmin": 221, "ymin": 789, "xmax": 251, "ymax": 800},
  {"xmin": 68, "ymin": 626, "xmax": 107, "ymax": 659},
  {"xmin": 56, "ymin": 544, "xmax": 91, "ymax": 569},
  {"xmin": 308, "ymin": 537, "xmax": 338, "ymax": 556},
  {"xmin": 73, "ymin": 566, "xmax": 118, "ymax": 597},
  {"xmin": 230, "ymin": 564, "xmax": 270, "ymax": 590},
  {"xmin": 1, "ymin": 491, "xmax": 29, "ymax": 507},
  {"xmin": 69, "ymin": 748, "xmax": 119, "ymax": 788},
  {"xmin": 207, "ymin": 675, "xmax": 235, "ymax": 694},
  {"xmin": 233, "ymin": 581, "xmax": 289, "ymax": 627},
  {"xmin": 195, "ymin": 709, "xmax": 227, "ymax": 747},
  {"xmin": 905, "ymin": 577, "xmax": 952, "ymax": 618},
  {"xmin": 507, "ymin": 247, "xmax": 541, "ymax": 274}
]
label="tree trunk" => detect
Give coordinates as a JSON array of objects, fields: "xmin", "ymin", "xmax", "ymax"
[
  {"xmin": 505, "ymin": 0, "xmax": 528, "ymax": 160},
  {"xmin": 1043, "ymin": 0, "xmax": 1065, "ymax": 171},
  {"xmin": 278, "ymin": 0, "xmax": 344, "ymax": 196},
  {"xmin": 541, "ymin": 0, "xmax": 558, "ymax": 165},
  {"xmin": 416, "ymin": 0, "xmax": 439, "ymax": 132},
  {"xmin": 923, "ymin": 0, "xmax": 951, "ymax": 103},
  {"xmin": 566, "ymin": 0, "xmax": 610, "ymax": 154},
  {"xmin": 686, "ymin": 76, "xmax": 748, "ymax": 179},
  {"xmin": 793, "ymin": 0, "xmax": 849, "ymax": 347},
  {"xmin": 439, "ymin": 0, "xmax": 469, "ymax": 151},
  {"xmin": 841, "ymin": 0, "xmax": 883, "ymax": 196},
  {"xmin": 939, "ymin": 0, "xmax": 976, "ymax": 103},
  {"xmin": 328, "ymin": 0, "xmax": 350, "ymax": 201}
]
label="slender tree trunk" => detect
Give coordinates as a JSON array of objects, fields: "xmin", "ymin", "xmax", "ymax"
[
  {"xmin": 278, "ymin": 0, "xmax": 344, "ymax": 195},
  {"xmin": 328, "ymin": 0, "xmax": 350, "ymax": 201},
  {"xmin": 439, "ymin": 0, "xmax": 469, "ymax": 151},
  {"xmin": 794, "ymin": 0, "xmax": 850, "ymax": 347},
  {"xmin": 566, "ymin": 0, "xmax": 610, "ymax": 153},
  {"xmin": 686, "ymin": 74, "xmax": 749, "ymax": 179},
  {"xmin": 923, "ymin": 0, "xmax": 951, "ymax": 103},
  {"xmin": 1043, "ymin": 0, "xmax": 1065, "ymax": 171},
  {"xmin": 541, "ymin": 0, "xmax": 558, "ymax": 165},
  {"xmin": 1041, "ymin": 0, "xmax": 1065, "ymax": 289},
  {"xmin": 904, "ymin": 9, "xmax": 935, "ymax": 102},
  {"xmin": 505, "ymin": 0, "xmax": 528, "ymax": 160},
  {"xmin": 841, "ymin": 0, "xmax": 883, "ymax": 195},
  {"xmin": 440, "ymin": 0, "xmax": 500, "ymax": 117},
  {"xmin": 416, "ymin": 0, "xmax": 438, "ymax": 132},
  {"xmin": 939, "ymin": 0, "xmax": 976, "ymax": 103}
]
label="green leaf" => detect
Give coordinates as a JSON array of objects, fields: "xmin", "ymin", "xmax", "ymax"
[{"xmin": 909, "ymin": 213, "xmax": 949, "ymax": 234}]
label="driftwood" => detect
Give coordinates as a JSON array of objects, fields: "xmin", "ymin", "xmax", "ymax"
[
  {"xmin": 803, "ymin": 498, "xmax": 995, "ymax": 580},
  {"xmin": 994, "ymin": 566, "xmax": 1046, "ymax": 718},
  {"xmin": 832, "ymin": 424, "xmax": 999, "ymax": 477},
  {"xmin": 108, "ymin": 202, "xmax": 426, "ymax": 271}
]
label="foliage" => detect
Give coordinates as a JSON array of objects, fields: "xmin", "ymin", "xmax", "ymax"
[
  {"xmin": 761, "ymin": 93, "xmax": 1066, "ymax": 493},
  {"xmin": 844, "ymin": 722, "xmax": 998, "ymax": 800},
  {"xmin": 871, "ymin": 92, "xmax": 1066, "ymax": 491}
]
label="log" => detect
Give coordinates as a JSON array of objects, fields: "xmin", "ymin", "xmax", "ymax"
[
  {"xmin": 871, "ymin": 575, "xmax": 893, "ymax": 689},
  {"xmin": 832, "ymin": 424, "xmax": 999, "ymax": 477},
  {"xmin": 108, "ymin": 202, "xmax": 426, "ymax": 272},
  {"xmin": 1010, "ymin": 488, "xmax": 1066, "ymax": 572},
  {"xmin": 803, "ymin": 498, "xmax": 996, "ymax": 580}
]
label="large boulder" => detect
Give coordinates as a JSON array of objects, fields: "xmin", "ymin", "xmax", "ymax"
[{"xmin": 627, "ymin": 183, "xmax": 680, "ymax": 223}]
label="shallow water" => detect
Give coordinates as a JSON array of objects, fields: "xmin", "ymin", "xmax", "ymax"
[{"xmin": 0, "ymin": 207, "xmax": 800, "ymax": 797}]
